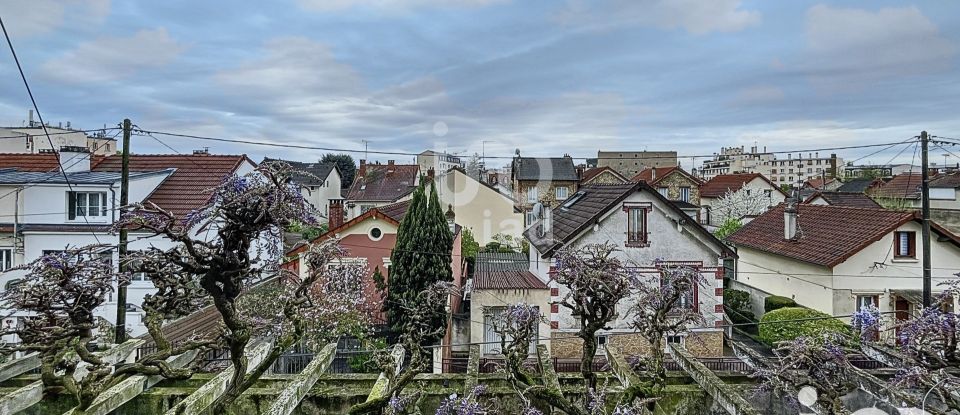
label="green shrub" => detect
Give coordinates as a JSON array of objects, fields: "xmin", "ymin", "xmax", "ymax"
[
  {"xmin": 724, "ymin": 289, "xmax": 756, "ymax": 329},
  {"xmin": 758, "ymin": 307, "xmax": 850, "ymax": 346},
  {"xmin": 764, "ymin": 295, "xmax": 797, "ymax": 313}
]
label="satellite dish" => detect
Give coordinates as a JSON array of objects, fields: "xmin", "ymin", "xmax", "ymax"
[{"xmin": 532, "ymin": 202, "xmax": 543, "ymax": 220}]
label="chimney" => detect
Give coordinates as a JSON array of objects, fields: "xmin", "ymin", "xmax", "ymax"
[
  {"xmin": 59, "ymin": 146, "xmax": 90, "ymax": 173},
  {"xmin": 427, "ymin": 167, "xmax": 435, "ymax": 179},
  {"xmin": 387, "ymin": 160, "xmax": 395, "ymax": 173},
  {"xmin": 538, "ymin": 202, "xmax": 552, "ymax": 237},
  {"xmin": 576, "ymin": 165, "xmax": 584, "ymax": 180},
  {"xmin": 27, "ymin": 110, "xmax": 34, "ymax": 127},
  {"xmin": 192, "ymin": 148, "xmax": 209, "ymax": 155},
  {"xmin": 651, "ymin": 168, "xmax": 657, "ymax": 180},
  {"xmin": 445, "ymin": 204, "xmax": 456, "ymax": 233},
  {"xmin": 784, "ymin": 196, "xmax": 798, "ymax": 240},
  {"xmin": 329, "ymin": 199, "xmax": 344, "ymax": 229},
  {"xmin": 358, "ymin": 159, "xmax": 367, "ymax": 177}
]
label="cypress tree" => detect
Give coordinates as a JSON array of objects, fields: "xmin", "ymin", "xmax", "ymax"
[{"xmin": 384, "ymin": 179, "xmax": 453, "ymax": 343}]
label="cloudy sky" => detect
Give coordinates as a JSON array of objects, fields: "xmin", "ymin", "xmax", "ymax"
[{"xmin": 1, "ymin": 0, "xmax": 959, "ymax": 168}]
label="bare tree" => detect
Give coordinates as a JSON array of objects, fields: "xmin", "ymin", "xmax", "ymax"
[{"xmin": 553, "ymin": 242, "xmax": 633, "ymax": 390}]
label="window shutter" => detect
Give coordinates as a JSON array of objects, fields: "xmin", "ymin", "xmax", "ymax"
[
  {"xmin": 908, "ymin": 232, "xmax": 916, "ymax": 257},
  {"xmin": 68, "ymin": 192, "xmax": 76, "ymax": 220}
]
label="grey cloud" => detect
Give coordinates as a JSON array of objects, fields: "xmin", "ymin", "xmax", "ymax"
[
  {"xmin": 39, "ymin": 28, "xmax": 185, "ymax": 84},
  {"xmin": 555, "ymin": 0, "xmax": 760, "ymax": 35}
]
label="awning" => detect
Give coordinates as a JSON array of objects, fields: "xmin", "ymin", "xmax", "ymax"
[{"xmin": 892, "ymin": 289, "xmax": 944, "ymax": 305}]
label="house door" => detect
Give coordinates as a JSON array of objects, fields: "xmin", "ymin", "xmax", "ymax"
[{"xmin": 483, "ymin": 309, "xmax": 503, "ymax": 356}]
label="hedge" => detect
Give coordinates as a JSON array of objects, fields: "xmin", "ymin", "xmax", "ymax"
[
  {"xmin": 758, "ymin": 307, "xmax": 850, "ymax": 346},
  {"xmin": 723, "ymin": 289, "xmax": 756, "ymax": 327},
  {"xmin": 764, "ymin": 295, "xmax": 797, "ymax": 313}
]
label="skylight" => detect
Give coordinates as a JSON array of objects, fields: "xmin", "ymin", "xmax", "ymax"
[{"xmin": 561, "ymin": 191, "xmax": 585, "ymax": 209}]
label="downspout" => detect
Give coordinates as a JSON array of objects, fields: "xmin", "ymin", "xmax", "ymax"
[
  {"xmin": 13, "ymin": 186, "xmax": 21, "ymax": 261},
  {"xmin": 109, "ymin": 183, "xmax": 117, "ymax": 223}
]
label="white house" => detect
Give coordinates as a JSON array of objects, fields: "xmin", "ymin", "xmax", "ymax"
[
  {"xmin": 0, "ymin": 149, "xmax": 256, "ymax": 337},
  {"xmin": 699, "ymin": 173, "xmax": 786, "ymax": 227},
  {"xmin": 417, "ymin": 150, "xmax": 464, "ymax": 176},
  {"xmin": 262, "ymin": 158, "xmax": 342, "ymax": 223},
  {"xmin": 726, "ymin": 203, "xmax": 960, "ymax": 333},
  {"xmin": 520, "ymin": 182, "xmax": 736, "ymax": 359}
]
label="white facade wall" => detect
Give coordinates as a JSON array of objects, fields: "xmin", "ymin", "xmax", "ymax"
[
  {"xmin": 528, "ymin": 191, "xmax": 726, "ymax": 339},
  {"xmin": 735, "ymin": 220, "xmax": 960, "ymax": 321},
  {"xmin": 432, "ymin": 169, "xmax": 524, "ymax": 244},
  {"xmin": 302, "ymin": 169, "xmax": 342, "ymax": 222}
]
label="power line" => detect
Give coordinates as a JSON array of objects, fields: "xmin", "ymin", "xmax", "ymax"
[
  {"xmin": 0, "ymin": 128, "xmax": 121, "ymax": 141},
  {"xmin": 0, "ymin": 15, "xmax": 101, "ymax": 244},
  {"xmin": 139, "ymin": 128, "xmax": 918, "ymax": 162}
]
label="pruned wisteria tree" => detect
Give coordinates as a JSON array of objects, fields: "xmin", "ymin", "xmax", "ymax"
[
  {"xmin": 349, "ymin": 281, "xmax": 454, "ymax": 415},
  {"xmin": 858, "ymin": 280, "xmax": 960, "ymax": 411},
  {"xmin": 0, "ymin": 246, "xmax": 214, "ymax": 410},
  {"xmin": 626, "ymin": 264, "xmax": 707, "ymax": 403},
  {"xmin": 118, "ymin": 161, "xmax": 367, "ymax": 412},
  {"xmin": 553, "ymin": 242, "xmax": 633, "ymax": 390},
  {"xmin": 754, "ymin": 334, "xmax": 860, "ymax": 414}
]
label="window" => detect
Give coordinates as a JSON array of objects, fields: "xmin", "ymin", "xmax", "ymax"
[
  {"xmin": 0, "ymin": 249, "xmax": 10, "ymax": 271},
  {"xmin": 626, "ymin": 206, "xmax": 648, "ymax": 246},
  {"xmin": 369, "ymin": 227, "xmax": 384, "ymax": 241},
  {"xmin": 555, "ymin": 186, "xmax": 569, "ymax": 200},
  {"xmin": 657, "ymin": 187, "xmax": 669, "ymax": 197},
  {"xmin": 526, "ymin": 186, "xmax": 538, "ymax": 203},
  {"xmin": 68, "ymin": 191, "xmax": 107, "ymax": 220},
  {"xmin": 894, "ymin": 231, "xmax": 916, "ymax": 258},
  {"xmin": 679, "ymin": 187, "xmax": 690, "ymax": 202},
  {"xmin": 360, "ymin": 204, "xmax": 375, "ymax": 214},
  {"xmin": 764, "ymin": 189, "xmax": 772, "ymax": 198},
  {"xmin": 526, "ymin": 210, "xmax": 537, "ymax": 226},
  {"xmin": 856, "ymin": 295, "xmax": 880, "ymax": 340}
]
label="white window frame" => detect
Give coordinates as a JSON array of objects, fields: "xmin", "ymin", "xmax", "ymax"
[
  {"xmin": 68, "ymin": 191, "xmax": 108, "ymax": 220},
  {"xmin": 526, "ymin": 186, "xmax": 538, "ymax": 203},
  {"xmin": 0, "ymin": 249, "xmax": 11, "ymax": 271},
  {"xmin": 555, "ymin": 186, "xmax": 568, "ymax": 200},
  {"xmin": 679, "ymin": 187, "xmax": 690, "ymax": 202}
]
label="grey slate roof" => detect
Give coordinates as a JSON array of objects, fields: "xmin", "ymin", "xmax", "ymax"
[
  {"xmin": 524, "ymin": 182, "xmax": 735, "ymax": 258},
  {"xmin": 475, "ymin": 252, "xmax": 529, "ymax": 272},
  {"xmin": 262, "ymin": 157, "xmax": 337, "ymax": 186},
  {"xmin": 837, "ymin": 178, "xmax": 880, "ymax": 193},
  {"xmin": 0, "ymin": 168, "xmax": 171, "ymax": 185},
  {"xmin": 512, "ymin": 157, "xmax": 579, "ymax": 181}
]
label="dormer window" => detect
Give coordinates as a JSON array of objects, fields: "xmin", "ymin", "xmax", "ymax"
[{"xmin": 67, "ymin": 191, "xmax": 107, "ymax": 220}]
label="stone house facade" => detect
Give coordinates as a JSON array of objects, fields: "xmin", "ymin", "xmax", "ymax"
[
  {"xmin": 511, "ymin": 155, "xmax": 580, "ymax": 225},
  {"xmin": 523, "ymin": 183, "xmax": 736, "ymax": 359}
]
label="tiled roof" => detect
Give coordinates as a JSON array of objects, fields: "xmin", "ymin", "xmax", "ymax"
[
  {"xmin": 931, "ymin": 172, "xmax": 960, "ymax": 189},
  {"xmin": 92, "ymin": 154, "xmax": 250, "ymax": 218},
  {"xmin": 872, "ymin": 173, "xmax": 921, "ymax": 199},
  {"xmin": 512, "ymin": 157, "xmax": 579, "ymax": 181},
  {"xmin": 476, "ymin": 252, "xmax": 529, "ymax": 272},
  {"xmin": 524, "ymin": 182, "xmax": 734, "ymax": 258},
  {"xmin": 0, "ymin": 169, "xmax": 169, "ymax": 185},
  {"xmin": 701, "ymin": 173, "xmax": 780, "ymax": 198},
  {"xmin": 473, "ymin": 270, "xmax": 548, "ymax": 290},
  {"xmin": 803, "ymin": 192, "xmax": 881, "ymax": 209},
  {"xmin": 0, "ymin": 153, "xmax": 60, "ymax": 171},
  {"xmin": 377, "ymin": 199, "xmax": 412, "ymax": 222},
  {"xmin": 262, "ymin": 157, "xmax": 337, "ymax": 186},
  {"xmin": 347, "ymin": 163, "xmax": 418, "ymax": 202},
  {"xmin": 837, "ymin": 178, "xmax": 883, "ymax": 193},
  {"xmin": 631, "ymin": 166, "xmax": 701, "ymax": 186},
  {"xmin": 726, "ymin": 204, "xmax": 960, "ymax": 267},
  {"xmin": 802, "ymin": 177, "xmax": 837, "ymax": 190},
  {"xmin": 581, "ymin": 166, "xmax": 627, "ymax": 183}
]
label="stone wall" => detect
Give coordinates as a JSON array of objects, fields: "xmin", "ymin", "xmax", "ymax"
[
  {"xmin": 655, "ymin": 172, "xmax": 701, "ymax": 205},
  {"xmin": 513, "ymin": 179, "xmax": 579, "ymax": 211},
  {"xmin": 550, "ymin": 330, "xmax": 724, "ymax": 359}
]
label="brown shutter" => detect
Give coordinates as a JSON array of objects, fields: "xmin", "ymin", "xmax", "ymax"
[
  {"xmin": 908, "ymin": 232, "xmax": 916, "ymax": 258},
  {"xmin": 67, "ymin": 192, "xmax": 76, "ymax": 220}
]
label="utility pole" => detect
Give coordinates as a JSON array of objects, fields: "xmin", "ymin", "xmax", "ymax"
[
  {"xmin": 920, "ymin": 131, "xmax": 932, "ymax": 308},
  {"xmin": 115, "ymin": 119, "xmax": 131, "ymax": 343}
]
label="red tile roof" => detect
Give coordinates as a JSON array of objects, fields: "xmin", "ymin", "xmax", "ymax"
[
  {"xmin": 871, "ymin": 173, "xmax": 922, "ymax": 199},
  {"xmin": 701, "ymin": 173, "xmax": 782, "ymax": 198},
  {"xmin": 726, "ymin": 204, "xmax": 960, "ymax": 267},
  {"xmin": 931, "ymin": 172, "xmax": 960, "ymax": 189},
  {"xmin": 473, "ymin": 270, "xmax": 548, "ymax": 290},
  {"xmin": 347, "ymin": 163, "xmax": 419, "ymax": 202},
  {"xmin": 631, "ymin": 166, "xmax": 701, "ymax": 186},
  {"xmin": 802, "ymin": 177, "xmax": 837, "ymax": 190},
  {"xmin": 581, "ymin": 166, "xmax": 627, "ymax": 183},
  {"xmin": 91, "ymin": 154, "xmax": 251, "ymax": 218},
  {"xmin": 377, "ymin": 199, "xmax": 412, "ymax": 222},
  {"xmin": 0, "ymin": 153, "xmax": 61, "ymax": 171}
]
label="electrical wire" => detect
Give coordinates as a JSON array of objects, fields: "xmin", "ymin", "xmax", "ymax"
[{"xmin": 0, "ymin": 15, "xmax": 101, "ymax": 244}]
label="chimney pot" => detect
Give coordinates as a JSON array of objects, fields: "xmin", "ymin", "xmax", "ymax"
[{"xmin": 329, "ymin": 199, "xmax": 345, "ymax": 229}]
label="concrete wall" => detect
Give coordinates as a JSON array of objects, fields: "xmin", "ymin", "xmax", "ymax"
[
  {"xmin": 469, "ymin": 287, "xmax": 551, "ymax": 355},
  {"xmin": 433, "ymin": 169, "xmax": 524, "ymax": 244}
]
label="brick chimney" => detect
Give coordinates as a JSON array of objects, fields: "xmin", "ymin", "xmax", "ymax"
[
  {"xmin": 329, "ymin": 199, "xmax": 344, "ymax": 229},
  {"xmin": 387, "ymin": 160, "xmax": 395, "ymax": 174},
  {"xmin": 358, "ymin": 160, "xmax": 367, "ymax": 178},
  {"xmin": 427, "ymin": 167, "xmax": 435, "ymax": 179}
]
